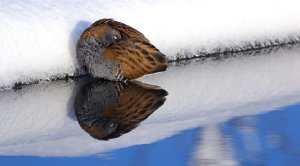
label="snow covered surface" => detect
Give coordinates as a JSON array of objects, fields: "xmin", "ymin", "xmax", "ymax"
[
  {"xmin": 0, "ymin": 46, "xmax": 300, "ymax": 156},
  {"xmin": 1, "ymin": 0, "xmax": 300, "ymax": 88}
]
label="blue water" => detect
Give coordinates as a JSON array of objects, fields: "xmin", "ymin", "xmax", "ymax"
[{"xmin": 1, "ymin": 102, "xmax": 300, "ymax": 165}]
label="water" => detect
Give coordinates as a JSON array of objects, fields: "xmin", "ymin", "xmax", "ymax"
[{"xmin": 1, "ymin": 45, "xmax": 300, "ymax": 165}]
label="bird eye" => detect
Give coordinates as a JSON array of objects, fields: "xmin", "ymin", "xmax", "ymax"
[{"xmin": 110, "ymin": 123, "xmax": 115, "ymax": 128}]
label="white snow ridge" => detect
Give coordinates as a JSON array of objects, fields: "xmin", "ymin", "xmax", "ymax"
[{"xmin": 1, "ymin": 0, "xmax": 300, "ymax": 88}]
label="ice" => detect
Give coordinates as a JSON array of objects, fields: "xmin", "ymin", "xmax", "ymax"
[
  {"xmin": 0, "ymin": 46, "xmax": 300, "ymax": 156},
  {"xmin": 1, "ymin": 0, "xmax": 300, "ymax": 88}
]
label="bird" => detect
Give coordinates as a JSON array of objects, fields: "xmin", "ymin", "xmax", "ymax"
[
  {"xmin": 74, "ymin": 80, "xmax": 168, "ymax": 140},
  {"xmin": 76, "ymin": 19, "xmax": 168, "ymax": 81}
]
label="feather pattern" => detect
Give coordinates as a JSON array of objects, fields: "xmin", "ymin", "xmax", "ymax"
[
  {"xmin": 77, "ymin": 18, "xmax": 168, "ymax": 81},
  {"xmin": 103, "ymin": 40, "xmax": 168, "ymax": 80},
  {"xmin": 74, "ymin": 80, "xmax": 168, "ymax": 140}
]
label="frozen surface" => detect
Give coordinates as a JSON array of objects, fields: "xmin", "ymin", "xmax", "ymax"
[
  {"xmin": 0, "ymin": 46, "xmax": 300, "ymax": 156},
  {"xmin": 1, "ymin": 0, "xmax": 300, "ymax": 88}
]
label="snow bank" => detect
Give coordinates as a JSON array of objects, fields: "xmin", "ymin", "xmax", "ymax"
[
  {"xmin": 0, "ymin": 47, "xmax": 300, "ymax": 156},
  {"xmin": 1, "ymin": 0, "xmax": 300, "ymax": 88}
]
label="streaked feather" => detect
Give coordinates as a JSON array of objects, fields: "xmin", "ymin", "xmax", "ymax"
[
  {"xmin": 74, "ymin": 80, "xmax": 168, "ymax": 140},
  {"xmin": 103, "ymin": 40, "xmax": 168, "ymax": 80},
  {"xmin": 76, "ymin": 18, "xmax": 168, "ymax": 80}
]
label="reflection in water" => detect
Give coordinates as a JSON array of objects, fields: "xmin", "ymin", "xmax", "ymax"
[
  {"xmin": 192, "ymin": 125, "xmax": 238, "ymax": 166},
  {"xmin": 1, "ymin": 45, "xmax": 300, "ymax": 165},
  {"xmin": 74, "ymin": 80, "xmax": 168, "ymax": 140}
]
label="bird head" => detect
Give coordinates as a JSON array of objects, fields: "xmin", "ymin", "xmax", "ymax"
[{"xmin": 99, "ymin": 29, "xmax": 121, "ymax": 47}]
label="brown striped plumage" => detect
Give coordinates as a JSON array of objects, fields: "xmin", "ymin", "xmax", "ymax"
[
  {"xmin": 76, "ymin": 18, "xmax": 168, "ymax": 81},
  {"xmin": 103, "ymin": 40, "xmax": 167, "ymax": 80},
  {"xmin": 100, "ymin": 81, "xmax": 167, "ymax": 123},
  {"xmin": 74, "ymin": 80, "xmax": 168, "ymax": 140}
]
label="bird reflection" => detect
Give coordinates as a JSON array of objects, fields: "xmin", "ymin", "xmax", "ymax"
[{"xmin": 74, "ymin": 80, "xmax": 168, "ymax": 140}]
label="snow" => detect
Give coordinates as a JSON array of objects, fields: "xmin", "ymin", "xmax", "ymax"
[
  {"xmin": 0, "ymin": 46, "xmax": 300, "ymax": 156},
  {"xmin": 1, "ymin": 0, "xmax": 300, "ymax": 88}
]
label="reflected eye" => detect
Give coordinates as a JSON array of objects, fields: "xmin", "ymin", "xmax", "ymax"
[
  {"xmin": 110, "ymin": 123, "xmax": 115, "ymax": 128},
  {"xmin": 113, "ymin": 35, "xmax": 119, "ymax": 40}
]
